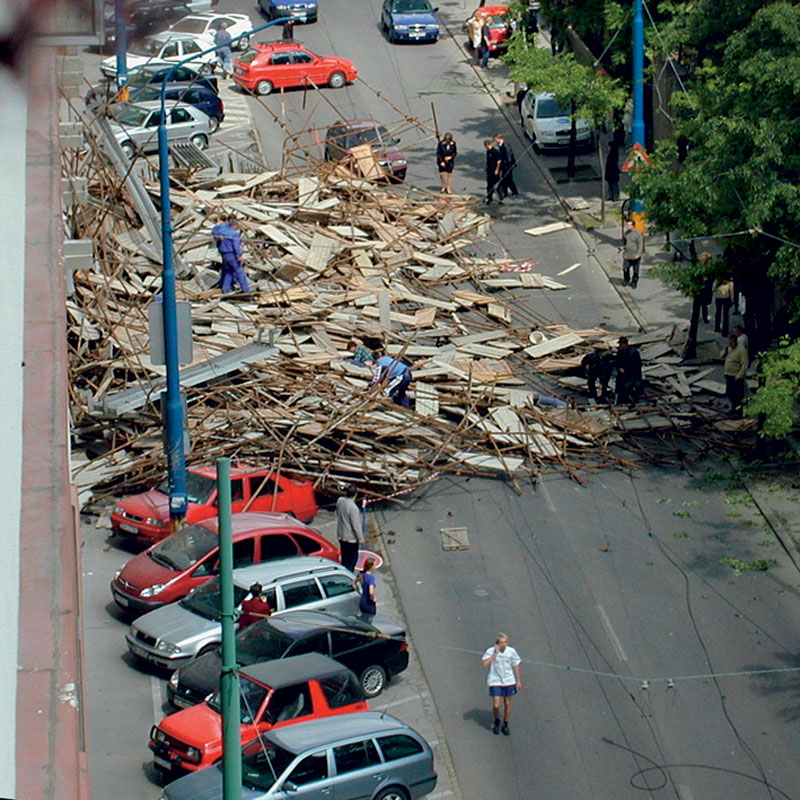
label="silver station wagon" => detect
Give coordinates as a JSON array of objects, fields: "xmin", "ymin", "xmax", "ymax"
[
  {"xmin": 109, "ymin": 99, "xmax": 214, "ymax": 158},
  {"xmin": 126, "ymin": 557, "xmax": 359, "ymax": 669},
  {"xmin": 161, "ymin": 712, "xmax": 438, "ymax": 800}
]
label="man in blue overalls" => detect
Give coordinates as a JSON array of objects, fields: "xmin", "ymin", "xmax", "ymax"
[
  {"xmin": 211, "ymin": 216, "xmax": 250, "ymax": 293},
  {"xmin": 370, "ymin": 355, "xmax": 413, "ymax": 408}
]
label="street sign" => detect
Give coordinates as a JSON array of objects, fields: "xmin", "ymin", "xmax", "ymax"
[
  {"xmin": 356, "ymin": 550, "xmax": 384, "ymax": 571},
  {"xmin": 149, "ymin": 297, "xmax": 193, "ymax": 366},
  {"xmin": 621, "ymin": 142, "xmax": 653, "ymax": 173}
]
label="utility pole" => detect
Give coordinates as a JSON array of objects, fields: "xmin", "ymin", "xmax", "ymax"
[
  {"xmin": 216, "ymin": 457, "xmax": 242, "ymax": 800},
  {"xmin": 630, "ymin": 0, "xmax": 646, "ymax": 232},
  {"xmin": 114, "ymin": 0, "xmax": 128, "ymax": 100}
]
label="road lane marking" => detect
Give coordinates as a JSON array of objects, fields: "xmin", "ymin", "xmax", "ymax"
[
  {"xmin": 151, "ymin": 675, "xmax": 164, "ymax": 725},
  {"xmin": 540, "ymin": 483, "xmax": 557, "ymax": 514},
  {"xmin": 596, "ymin": 604, "xmax": 628, "ymax": 664}
]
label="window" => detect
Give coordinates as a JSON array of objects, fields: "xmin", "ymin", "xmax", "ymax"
[
  {"xmin": 281, "ymin": 578, "xmax": 323, "ymax": 609},
  {"xmin": 288, "ymin": 632, "xmax": 329, "ymax": 658},
  {"xmin": 378, "ymin": 734, "xmax": 424, "ymax": 762},
  {"xmin": 319, "ymin": 574, "xmax": 355, "ymax": 599},
  {"xmin": 248, "ymin": 476, "xmax": 279, "ymax": 499},
  {"xmin": 333, "ymin": 740, "xmax": 381, "ymax": 775},
  {"xmin": 260, "ymin": 534, "xmax": 298, "ymax": 560},
  {"xmin": 271, "ymin": 53, "xmax": 292, "ymax": 65},
  {"xmin": 145, "ymin": 111, "xmax": 162, "ymax": 127},
  {"xmin": 286, "ymin": 751, "xmax": 328, "ymax": 786},
  {"xmin": 293, "ymin": 533, "xmax": 322, "ymax": 555},
  {"xmin": 319, "ymin": 672, "xmax": 363, "ymax": 709},
  {"xmin": 233, "ymin": 538, "xmax": 255, "ymax": 568},
  {"xmin": 330, "ymin": 629, "xmax": 366, "ymax": 656},
  {"xmin": 292, "ymin": 52, "xmax": 313, "ymax": 64},
  {"xmin": 184, "ymin": 41, "xmax": 200, "ymax": 54},
  {"xmin": 163, "ymin": 43, "xmax": 178, "ymax": 58},
  {"xmin": 171, "ymin": 107, "xmax": 192, "ymax": 124},
  {"xmin": 266, "ymin": 685, "xmax": 312, "ymax": 724}
]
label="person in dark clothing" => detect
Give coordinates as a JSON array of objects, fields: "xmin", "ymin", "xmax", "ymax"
[
  {"xmin": 581, "ymin": 350, "xmax": 615, "ymax": 401},
  {"xmin": 714, "ymin": 278, "xmax": 734, "ymax": 336},
  {"xmin": 479, "ymin": 19, "xmax": 492, "ymax": 68},
  {"xmin": 483, "ymin": 139, "xmax": 505, "ymax": 204},
  {"xmin": 436, "ymin": 132, "xmax": 457, "ymax": 194},
  {"xmin": 605, "ymin": 142, "xmax": 620, "ymax": 201},
  {"xmin": 493, "ymin": 133, "xmax": 518, "ymax": 197},
  {"xmin": 698, "ymin": 252, "xmax": 713, "ymax": 324},
  {"xmin": 615, "ymin": 336, "xmax": 643, "ymax": 405},
  {"xmin": 370, "ymin": 355, "xmax": 413, "ymax": 408},
  {"xmin": 282, "ymin": 19, "xmax": 295, "ymax": 40}
]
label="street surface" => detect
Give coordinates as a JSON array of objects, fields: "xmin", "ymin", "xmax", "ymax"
[{"xmin": 79, "ymin": 2, "xmax": 800, "ymax": 799}]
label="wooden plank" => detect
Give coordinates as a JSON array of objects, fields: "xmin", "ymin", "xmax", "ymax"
[
  {"xmin": 440, "ymin": 527, "xmax": 470, "ymax": 550},
  {"xmin": 350, "ymin": 144, "xmax": 384, "ymax": 180},
  {"xmin": 378, "ymin": 290, "xmax": 392, "ymax": 330},
  {"xmin": 306, "ymin": 232, "xmax": 338, "ymax": 272},
  {"xmin": 487, "ymin": 303, "xmax": 511, "ymax": 324},
  {"xmin": 415, "ymin": 383, "xmax": 439, "ymax": 416},
  {"xmin": 524, "ymin": 221, "xmax": 573, "ymax": 236},
  {"xmin": 413, "ymin": 307, "xmax": 437, "ymax": 328},
  {"xmin": 524, "ymin": 332, "xmax": 583, "ymax": 359}
]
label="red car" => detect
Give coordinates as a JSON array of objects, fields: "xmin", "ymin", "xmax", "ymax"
[
  {"xmin": 149, "ymin": 653, "xmax": 368, "ymax": 773},
  {"xmin": 466, "ymin": 4, "xmax": 512, "ymax": 55},
  {"xmin": 232, "ymin": 41, "xmax": 358, "ymax": 96},
  {"xmin": 110, "ymin": 512, "xmax": 339, "ymax": 614},
  {"xmin": 110, "ymin": 462, "xmax": 318, "ymax": 543}
]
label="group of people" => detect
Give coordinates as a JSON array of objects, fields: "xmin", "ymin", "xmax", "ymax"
[{"xmin": 581, "ymin": 336, "xmax": 643, "ymax": 405}]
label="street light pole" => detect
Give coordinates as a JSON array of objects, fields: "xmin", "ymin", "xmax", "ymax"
[
  {"xmin": 157, "ymin": 17, "xmax": 290, "ymax": 525},
  {"xmin": 114, "ymin": 0, "xmax": 128, "ymax": 99},
  {"xmin": 631, "ymin": 0, "xmax": 646, "ymax": 230}
]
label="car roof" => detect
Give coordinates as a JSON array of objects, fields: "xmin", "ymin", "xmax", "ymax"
[
  {"xmin": 251, "ymin": 41, "xmax": 310, "ymax": 52},
  {"xmin": 262, "ymin": 609, "xmax": 375, "ymax": 638},
  {"xmin": 232, "ymin": 556, "xmax": 348, "ymax": 588},
  {"xmin": 268, "ymin": 712, "xmax": 415, "ymax": 751},
  {"xmin": 198, "ymin": 511, "xmax": 316, "ymax": 535},
  {"xmin": 122, "ymin": 100, "xmax": 201, "ymax": 111},
  {"xmin": 147, "ymin": 31, "xmax": 203, "ymax": 42},
  {"xmin": 241, "ymin": 652, "xmax": 352, "ymax": 688},
  {"xmin": 328, "ymin": 119, "xmax": 385, "ymax": 132}
]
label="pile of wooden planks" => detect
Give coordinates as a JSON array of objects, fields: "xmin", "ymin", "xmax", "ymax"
[{"xmin": 67, "ymin": 155, "xmax": 734, "ymax": 506}]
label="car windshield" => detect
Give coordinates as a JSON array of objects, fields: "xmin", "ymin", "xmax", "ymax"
[
  {"xmin": 148, "ymin": 523, "xmax": 218, "ymax": 572},
  {"xmin": 393, "ymin": 0, "xmax": 433, "ymax": 11},
  {"xmin": 237, "ymin": 48, "xmax": 260, "ymax": 64},
  {"xmin": 127, "ymin": 67, "xmax": 169, "ymax": 86},
  {"xmin": 238, "ymin": 626, "xmax": 293, "ymax": 664},
  {"xmin": 536, "ymin": 97, "xmax": 568, "ymax": 118},
  {"xmin": 170, "ymin": 18, "xmax": 206, "ymax": 34},
  {"xmin": 130, "ymin": 38, "xmax": 164, "ymax": 57},
  {"xmin": 181, "ymin": 577, "xmax": 248, "ymax": 620},
  {"xmin": 208, "ymin": 674, "xmax": 268, "ymax": 723},
  {"xmin": 156, "ymin": 471, "xmax": 216, "ymax": 504},
  {"xmin": 340, "ymin": 125, "xmax": 389, "ymax": 149},
  {"xmin": 115, "ymin": 105, "xmax": 150, "ymax": 126},
  {"xmin": 238, "ymin": 739, "xmax": 296, "ymax": 792}
]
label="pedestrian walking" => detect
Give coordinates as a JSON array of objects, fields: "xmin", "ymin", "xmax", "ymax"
[
  {"xmin": 581, "ymin": 350, "xmax": 615, "ymax": 401},
  {"xmin": 714, "ymin": 278, "xmax": 734, "ymax": 336},
  {"xmin": 282, "ymin": 18, "xmax": 295, "ymax": 41},
  {"xmin": 353, "ymin": 557, "xmax": 377, "ymax": 622},
  {"xmin": 481, "ymin": 632, "xmax": 522, "ymax": 736},
  {"xmin": 483, "ymin": 139, "xmax": 505, "ymax": 205},
  {"xmin": 370, "ymin": 354, "xmax": 413, "ymax": 408},
  {"xmin": 336, "ymin": 486, "xmax": 364, "ymax": 573},
  {"xmin": 212, "ymin": 216, "xmax": 251, "ymax": 293},
  {"xmin": 605, "ymin": 141, "xmax": 620, "ymax": 201},
  {"xmin": 621, "ymin": 219, "xmax": 643, "ymax": 288},
  {"xmin": 479, "ymin": 18, "xmax": 492, "ymax": 68},
  {"xmin": 238, "ymin": 582, "xmax": 272, "ymax": 629},
  {"xmin": 214, "ymin": 22, "xmax": 233, "ymax": 78},
  {"xmin": 493, "ymin": 133, "xmax": 519, "ymax": 197},
  {"xmin": 722, "ymin": 333, "xmax": 748, "ymax": 417},
  {"xmin": 615, "ymin": 336, "xmax": 643, "ymax": 405},
  {"xmin": 436, "ymin": 132, "xmax": 457, "ymax": 194}
]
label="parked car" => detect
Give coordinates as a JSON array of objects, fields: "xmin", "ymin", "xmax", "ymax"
[
  {"xmin": 167, "ymin": 12, "xmax": 254, "ymax": 50},
  {"xmin": 232, "ymin": 41, "xmax": 357, "ymax": 96},
  {"xmin": 258, "ymin": 0, "xmax": 318, "ymax": 23},
  {"xmin": 150, "ymin": 654, "xmax": 368, "ymax": 773},
  {"xmin": 101, "ymin": 32, "xmax": 216, "ymax": 78},
  {"xmin": 111, "ymin": 513, "xmax": 339, "ymax": 614},
  {"xmin": 168, "ymin": 610, "xmax": 409, "ymax": 708},
  {"xmin": 381, "ymin": 0, "xmax": 439, "ymax": 44},
  {"xmin": 465, "ymin": 4, "xmax": 511, "ymax": 55},
  {"xmin": 103, "ymin": 0, "xmax": 205, "ymax": 47},
  {"xmin": 113, "ymin": 84, "xmax": 224, "ymax": 131},
  {"xmin": 324, "ymin": 119, "xmax": 408, "ymax": 182},
  {"xmin": 160, "ymin": 712, "xmax": 437, "ymax": 800},
  {"xmin": 110, "ymin": 463, "xmax": 318, "ymax": 543},
  {"xmin": 108, "ymin": 99, "xmax": 214, "ymax": 158},
  {"xmin": 519, "ymin": 91, "xmax": 592, "ymax": 151},
  {"xmin": 125, "ymin": 557, "xmax": 359, "ymax": 669}
]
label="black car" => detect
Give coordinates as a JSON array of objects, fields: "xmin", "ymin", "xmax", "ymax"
[
  {"xmin": 87, "ymin": 65, "xmax": 218, "ymax": 109},
  {"xmin": 103, "ymin": 0, "xmax": 195, "ymax": 47},
  {"xmin": 167, "ymin": 610, "xmax": 409, "ymax": 708}
]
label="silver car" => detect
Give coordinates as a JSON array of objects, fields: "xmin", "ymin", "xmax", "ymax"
[
  {"xmin": 109, "ymin": 99, "xmax": 213, "ymax": 158},
  {"xmin": 125, "ymin": 557, "xmax": 358, "ymax": 669},
  {"xmin": 161, "ymin": 712, "xmax": 438, "ymax": 800}
]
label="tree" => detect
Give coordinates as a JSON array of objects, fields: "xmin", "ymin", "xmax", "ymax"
[{"xmin": 744, "ymin": 338, "xmax": 800, "ymax": 438}]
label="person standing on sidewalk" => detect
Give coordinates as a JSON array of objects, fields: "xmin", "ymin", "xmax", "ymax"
[
  {"xmin": 353, "ymin": 558, "xmax": 377, "ymax": 622},
  {"xmin": 714, "ymin": 277, "xmax": 734, "ymax": 336},
  {"xmin": 479, "ymin": 18, "xmax": 493, "ymax": 68},
  {"xmin": 621, "ymin": 219, "xmax": 643, "ymax": 288},
  {"xmin": 482, "ymin": 633, "xmax": 522, "ymax": 736},
  {"xmin": 214, "ymin": 22, "xmax": 233, "ymax": 78},
  {"xmin": 722, "ymin": 333, "xmax": 748, "ymax": 417},
  {"xmin": 494, "ymin": 133, "xmax": 519, "ymax": 198},
  {"xmin": 336, "ymin": 486, "xmax": 364, "ymax": 573},
  {"xmin": 483, "ymin": 139, "xmax": 505, "ymax": 205},
  {"xmin": 436, "ymin": 132, "xmax": 457, "ymax": 194}
]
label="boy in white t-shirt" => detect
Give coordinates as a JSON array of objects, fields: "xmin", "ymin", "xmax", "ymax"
[{"xmin": 482, "ymin": 632, "xmax": 523, "ymax": 735}]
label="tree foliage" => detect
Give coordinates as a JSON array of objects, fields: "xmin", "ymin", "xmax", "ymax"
[{"xmin": 745, "ymin": 338, "xmax": 800, "ymax": 438}]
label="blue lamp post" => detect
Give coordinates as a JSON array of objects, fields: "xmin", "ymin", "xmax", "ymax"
[
  {"xmin": 157, "ymin": 17, "xmax": 290, "ymax": 524},
  {"xmin": 630, "ymin": 0, "xmax": 646, "ymax": 229}
]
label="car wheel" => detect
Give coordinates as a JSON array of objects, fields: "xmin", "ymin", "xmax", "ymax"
[
  {"xmin": 238, "ymin": 34, "xmax": 250, "ymax": 50},
  {"xmin": 255, "ymin": 79, "xmax": 274, "ymax": 96},
  {"xmin": 360, "ymin": 664, "xmax": 387, "ymax": 697},
  {"xmin": 328, "ymin": 71, "xmax": 346, "ymax": 89},
  {"xmin": 190, "ymin": 133, "xmax": 208, "ymax": 150},
  {"xmin": 381, "ymin": 17, "xmax": 388, "ymax": 32},
  {"xmin": 120, "ymin": 140, "xmax": 135, "ymax": 159},
  {"xmin": 207, "ymin": 115, "xmax": 221, "ymax": 133},
  {"xmin": 374, "ymin": 788, "xmax": 409, "ymax": 800}
]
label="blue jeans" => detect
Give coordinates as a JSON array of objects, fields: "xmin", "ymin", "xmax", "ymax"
[{"xmin": 220, "ymin": 255, "xmax": 250, "ymax": 292}]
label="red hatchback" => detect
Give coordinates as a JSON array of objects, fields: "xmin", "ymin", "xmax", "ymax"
[
  {"xmin": 232, "ymin": 41, "xmax": 358, "ymax": 96},
  {"xmin": 110, "ymin": 513, "xmax": 339, "ymax": 614},
  {"xmin": 110, "ymin": 463, "xmax": 318, "ymax": 544}
]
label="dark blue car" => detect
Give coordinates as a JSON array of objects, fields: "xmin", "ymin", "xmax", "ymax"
[
  {"xmin": 381, "ymin": 0, "xmax": 439, "ymax": 43},
  {"xmin": 258, "ymin": 0, "xmax": 318, "ymax": 23},
  {"xmin": 126, "ymin": 85, "xmax": 224, "ymax": 130}
]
